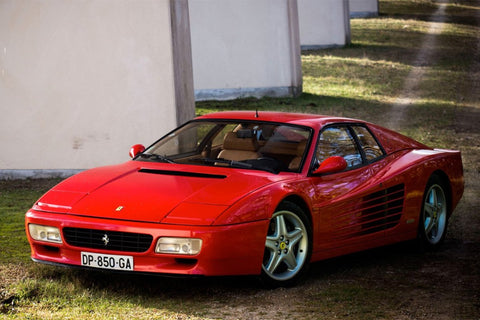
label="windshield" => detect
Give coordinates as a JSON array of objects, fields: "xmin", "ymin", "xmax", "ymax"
[{"xmin": 137, "ymin": 120, "xmax": 312, "ymax": 174}]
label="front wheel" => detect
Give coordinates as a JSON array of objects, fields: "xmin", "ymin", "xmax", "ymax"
[
  {"xmin": 261, "ymin": 201, "xmax": 312, "ymax": 287},
  {"xmin": 418, "ymin": 175, "xmax": 449, "ymax": 248}
]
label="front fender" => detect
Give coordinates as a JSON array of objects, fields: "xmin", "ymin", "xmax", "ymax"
[{"xmin": 213, "ymin": 177, "xmax": 314, "ymax": 226}]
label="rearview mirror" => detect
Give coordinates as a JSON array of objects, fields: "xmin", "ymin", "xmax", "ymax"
[
  {"xmin": 313, "ymin": 156, "xmax": 347, "ymax": 175},
  {"xmin": 129, "ymin": 144, "xmax": 145, "ymax": 158}
]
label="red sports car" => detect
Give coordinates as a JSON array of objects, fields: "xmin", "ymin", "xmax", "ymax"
[{"xmin": 26, "ymin": 111, "xmax": 464, "ymax": 286}]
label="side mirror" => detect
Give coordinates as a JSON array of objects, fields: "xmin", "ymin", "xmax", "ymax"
[
  {"xmin": 129, "ymin": 144, "xmax": 145, "ymax": 158},
  {"xmin": 313, "ymin": 156, "xmax": 347, "ymax": 175}
]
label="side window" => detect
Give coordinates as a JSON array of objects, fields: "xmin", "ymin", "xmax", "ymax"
[
  {"xmin": 316, "ymin": 127, "xmax": 362, "ymax": 168},
  {"xmin": 352, "ymin": 126, "xmax": 384, "ymax": 162}
]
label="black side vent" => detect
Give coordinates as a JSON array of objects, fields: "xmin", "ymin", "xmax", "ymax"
[
  {"xmin": 358, "ymin": 183, "xmax": 405, "ymax": 233},
  {"xmin": 63, "ymin": 228, "xmax": 153, "ymax": 253},
  {"xmin": 139, "ymin": 168, "xmax": 226, "ymax": 179},
  {"xmin": 333, "ymin": 184, "xmax": 405, "ymax": 240}
]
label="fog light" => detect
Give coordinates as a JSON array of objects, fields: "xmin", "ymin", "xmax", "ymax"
[
  {"xmin": 28, "ymin": 224, "xmax": 62, "ymax": 244},
  {"xmin": 155, "ymin": 237, "xmax": 202, "ymax": 255}
]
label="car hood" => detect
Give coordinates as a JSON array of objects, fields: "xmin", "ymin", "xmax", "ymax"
[{"xmin": 34, "ymin": 161, "xmax": 288, "ymax": 225}]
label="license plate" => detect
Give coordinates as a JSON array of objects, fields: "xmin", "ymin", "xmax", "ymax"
[{"xmin": 81, "ymin": 252, "xmax": 134, "ymax": 271}]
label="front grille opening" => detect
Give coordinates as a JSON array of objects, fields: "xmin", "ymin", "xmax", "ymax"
[{"xmin": 63, "ymin": 227, "xmax": 153, "ymax": 253}]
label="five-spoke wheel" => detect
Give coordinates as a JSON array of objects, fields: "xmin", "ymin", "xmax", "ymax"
[
  {"xmin": 261, "ymin": 201, "xmax": 311, "ymax": 286},
  {"xmin": 419, "ymin": 175, "xmax": 449, "ymax": 248}
]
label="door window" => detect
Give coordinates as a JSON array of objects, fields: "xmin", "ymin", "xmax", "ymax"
[
  {"xmin": 351, "ymin": 126, "xmax": 384, "ymax": 162},
  {"xmin": 316, "ymin": 127, "xmax": 362, "ymax": 168}
]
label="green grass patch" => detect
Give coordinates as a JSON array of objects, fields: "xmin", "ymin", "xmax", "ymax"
[
  {"xmin": 302, "ymin": 53, "xmax": 410, "ymax": 101},
  {"xmin": 379, "ymin": 0, "xmax": 439, "ymax": 17},
  {"xmin": 3, "ymin": 267, "xmax": 218, "ymax": 319},
  {"xmin": 0, "ymin": 179, "xmax": 62, "ymax": 264}
]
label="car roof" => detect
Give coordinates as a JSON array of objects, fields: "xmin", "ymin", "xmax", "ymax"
[
  {"xmin": 196, "ymin": 111, "xmax": 361, "ymax": 128},
  {"xmin": 196, "ymin": 111, "xmax": 430, "ymax": 155}
]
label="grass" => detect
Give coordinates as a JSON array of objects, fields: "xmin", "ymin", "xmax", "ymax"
[
  {"xmin": 0, "ymin": 180, "xmax": 62, "ymax": 265},
  {"xmin": 1, "ymin": 0, "xmax": 479, "ymax": 319}
]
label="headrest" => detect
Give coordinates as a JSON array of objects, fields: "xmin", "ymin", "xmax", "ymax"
[
  {"xmin": 235, "ymin": 129, "xmax": 254, "ymax": 138},
  {"xmin": 223, "ymin": 132, "xmax": 258, "ymax": 151}
]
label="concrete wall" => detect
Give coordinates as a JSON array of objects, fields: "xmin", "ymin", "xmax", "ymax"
[
  {"xmin": 0, "ymin": 0, "xmax": 194, "ymax": 178},
  {"xmin": 189, "ymin": 0, "xmax": 302, "ymax": 101},
  {"xmin": 349, "ymin": 0, "xmax": 379, "ymax": 18},
  {"xmin": 298, "ymin": 0, "xmax": 351, "ymax": 50}
]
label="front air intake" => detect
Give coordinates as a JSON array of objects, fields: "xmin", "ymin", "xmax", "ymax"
[{"xmin": 63, "ymin": 228, "xmax": 153, "ymax": 253}]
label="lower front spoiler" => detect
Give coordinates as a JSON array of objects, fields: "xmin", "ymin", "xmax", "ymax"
[{"xmin": 31, "ymin": 258, "xmax": 206, "ymax": 279}]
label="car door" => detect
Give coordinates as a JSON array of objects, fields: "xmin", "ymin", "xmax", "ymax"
[{"xmin": 310, "ymin": 124, "xmax": 405, "ymax": 256}]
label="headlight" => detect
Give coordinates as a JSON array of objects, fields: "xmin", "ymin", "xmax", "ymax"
[
  {"xmin": 28, "ymin": 224, "xmax": 62, "ymax": 244},
  {"xmin": 155, "ymin": 237, "xmax": 202, "ymax": 255}
]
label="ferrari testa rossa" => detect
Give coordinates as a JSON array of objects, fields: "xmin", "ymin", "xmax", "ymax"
[{"xmin": 26, "ymin": 111, "xmax": 464, "ymax": 286}]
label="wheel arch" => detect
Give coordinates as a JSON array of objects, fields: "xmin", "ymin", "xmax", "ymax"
[{"xmin": 277, "ymin": 195, "xmax": 313, "ymax": 227}]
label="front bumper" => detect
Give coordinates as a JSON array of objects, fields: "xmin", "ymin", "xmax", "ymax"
[{"xmin": 25, "ymin": 210, "xmax": 268, "ymax": 276}]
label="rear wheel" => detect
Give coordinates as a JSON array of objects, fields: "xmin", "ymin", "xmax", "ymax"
[
  {"xmin": 418, "ymin": 175, "xmax": 449, "ymax": 248},
  {"xmin": 261, "ymin": 201, "xmax": 312, "ymax": 287}
]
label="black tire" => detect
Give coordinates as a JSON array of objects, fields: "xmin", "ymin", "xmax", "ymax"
[
  {"xmin": 261, "ymin": 201, "xmax": 312, "ymax": 287},
  {"xmin": 418, "ymin": 174, "xmax": 449, "ymax": 249}
]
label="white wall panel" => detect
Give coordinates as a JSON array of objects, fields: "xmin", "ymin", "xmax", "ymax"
[
  {"xmin": 298, "ymin": 0, "xmax": 351, "ymax": 49},
  {"xmin": 189, "ymin": 0, "xmax": 302, "ymax": 100},
  {"xmin": 349, "ymin": 0, "xmax": 379, "ymax": 18},
  {"xmin": 0, "ymin": 0, "xmax": 194, "ymax": 175}
]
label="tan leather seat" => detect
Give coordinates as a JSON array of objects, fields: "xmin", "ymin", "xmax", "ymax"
[
  {"xmin": 288, "ymin": 140, "xmax": 307, "ymax": 171},
  {"xmin": 218, "ymin": 132, "xmax": 260, "ymax": 161}
]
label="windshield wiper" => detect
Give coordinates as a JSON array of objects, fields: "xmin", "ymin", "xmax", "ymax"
[
  {"xmin": 202, "ymin": 158, "xmax": 279, "ymax": 173},
  {"xmin": 188, "ymin": 157, "xmax": 279, "ymax": 174},
  {"xmin": 138, "ymin": 153, "xmax": 175, "ymax": 164},
  {"xmin": 200, "ymin": 158, "xmax": 253, "ymax": 169}
]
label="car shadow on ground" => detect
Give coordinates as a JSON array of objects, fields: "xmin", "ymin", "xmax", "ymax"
[{"xmin": 47, "ymin": 239, "xmax": 441, "ymax": 294}]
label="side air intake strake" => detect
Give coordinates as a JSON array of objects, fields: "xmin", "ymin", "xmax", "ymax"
[{"xmin": 332, "ymin": 184, "xmax": 405, "ymax": 240}]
